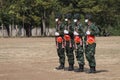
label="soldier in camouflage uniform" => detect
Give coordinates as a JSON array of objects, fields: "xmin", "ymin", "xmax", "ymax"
[
  {"xmin": 84, "ymin": 14, "xmax": 99, "ymax": 73},
  {"xmin": 64, "ymin": 13, "xmax": 74, "ymax": 71},
  {"xmin": 73, "ymin": 13, "xmax": 84, "ymax": 72},
  {"xmin": 55, "ymin": 14, "xmax": 65, "ymax": 70}
]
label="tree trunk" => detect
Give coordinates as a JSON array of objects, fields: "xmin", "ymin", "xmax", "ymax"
[
  {"xmin": 42, "ymin": 10, "xmax": 46, "ymax": 36},
  {"xmin": 22, "ymin": 15, "xmax": 25, "ymax": 37},
  {"xmin": 47, "ymin": 26, "xmax": 50, "ymax": 36},
  {"xmin": 42, "ymin": 19, "xmax": 46, "ymax": 36},
  {"xmin": 1, "ymin": 24, "xmax": 4, "ymax": 37},
  {"xmin": 9, "ymin": 24, "xmax": 12, "ymax": 37},
  {"xmin": 15, "ymin": 25, "xmax": 18, "ymax": 37}
]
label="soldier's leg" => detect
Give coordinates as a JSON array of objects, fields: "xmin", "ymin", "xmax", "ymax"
[
  {"xmin": 75, "ymin": 44, "xmax": 84, "ymax": 72},
  {"xmin": 66, "ymin": 42, "xmax": 74, "ymax": 71},
  {"xmin": 56, "ymin": 43, "xmax": 65, "ymax": 70},
  {"xmin": 68, "ymin": 47, "xmax": 74, "ymax": 71},
  {"xmin": 85, "ymin": 43, "xmax": 96, "ymax": 73}
]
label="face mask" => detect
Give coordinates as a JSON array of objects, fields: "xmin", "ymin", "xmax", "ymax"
[
  {"xmin": 74, "ymin": 19, "xmax": 77, "ymax": 22},
  {"xmin": 55, "ymin": 18, "xmax": 59, "ymax": 22},
  {"xmin": 85, "ymin": 19, "xmax": 88, "ymax": 23},
  {"xmin": 65, "ymin": 18, "xmax": 68, "ymax": 21}
]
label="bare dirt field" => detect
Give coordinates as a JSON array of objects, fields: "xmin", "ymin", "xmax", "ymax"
[{"xmin": 0, "ymin": 37, "xmax": 120, "ymax": 80}]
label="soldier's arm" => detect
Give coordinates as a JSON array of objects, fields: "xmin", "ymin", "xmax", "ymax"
[
  {"xmin": 78, "ymin": 24, "xmax": 84, "ymax": 37},
  {"xmin": 69, "ymin": 24, "xmax": 74, "ymax": 39},
  {"xmin": 69, "ymin": 27, "xmax": 74, "ymax": 34},
  {"xmin": 59, "ymin": 23, "xmax": 64, "ymax": 37},
  {"xmin": 69, "ymin": 23, "xmax": 74, "ymax": 34},
  {"xmin": 91, "ymin": 25, "xmax": 100, "ymax": 36}
]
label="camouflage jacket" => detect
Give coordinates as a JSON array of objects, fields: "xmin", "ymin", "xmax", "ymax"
[
  {"xmin": 74, "ymin": 22, "xmax": 84, "ymax": 37},
  {"xmin": 84, "ymin": 23, "xmax": 99, "ymax": 41},
  {"xmin": 64, "ymin": 22, "xmax": 74, "ymax": 39},
  {"xmin": 56, "ymin": 22, "xmax": 64, "ymax": 37}
]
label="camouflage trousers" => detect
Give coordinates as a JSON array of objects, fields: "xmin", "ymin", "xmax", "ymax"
[
  {"xmin": 85, "ymin": 43, "xmax": 96, "ymax": 67},
  {"xmin": 57, "ymin": 43, "xmax": 65, "ymax": 64},
  {"xmin": 75, "ymin": 43, "xmax": 84, "ymax": 65},
  {"xmin": 65, "ymin": 40, "xmax": 74, "ymax": 65}
]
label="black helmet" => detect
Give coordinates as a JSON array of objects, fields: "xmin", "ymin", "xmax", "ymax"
[
  {"xmin": 64, "ymin": 13, "xmax": 72, "ymax": 20},
  {"xmin": 55, "ymin": 13, "xmax": 62, "ymax": 19},
  {"xmin": 73, "ymin": 13, "xmax": 81, "ymax": 20},
  {"xmin": 85, "ymin": 14, "xmax": 92, "ymax": 20}
]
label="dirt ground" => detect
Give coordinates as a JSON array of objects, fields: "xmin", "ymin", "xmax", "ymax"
[{"xmin": 0, "ymin": 37, "xmax": 120, "ymax": 80}]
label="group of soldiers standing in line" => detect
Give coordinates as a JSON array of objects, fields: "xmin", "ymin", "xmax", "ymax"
[{"xmin": 54, "ymin": 13, "xmax": 99, "ymax": 73}]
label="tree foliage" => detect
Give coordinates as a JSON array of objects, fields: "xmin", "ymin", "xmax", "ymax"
[{"xmin": 0, "ymin": 0, "xmax": 120, "ymax": 36}]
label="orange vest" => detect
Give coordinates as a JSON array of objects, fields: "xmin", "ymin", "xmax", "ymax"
[
  {"xmin": 64, "ymin": 35, "xmax": 71, "ymax": 41},
  {"xmin": 87, "ymin": 35, "xmax": 95, "ymax": 44},
  {"xmin": 56, "ymin": 37, "xmax": 63, "ymax": 43},
  {"xmin": 74, "ymin": 36, "xmax": 81, "ymax": 43}
]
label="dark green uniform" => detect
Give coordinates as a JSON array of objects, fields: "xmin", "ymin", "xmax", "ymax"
[
  {"xmin": 73, "ymin": 13, "xmax": 84, "ymax": 72},
  {"xmin": 64, "ymin": 13, "xmax": 74, "ymax": 71},
  {"xmin": 74, "ymin": 23, "xmax": 84, "ymax": 66},
  {"xmin": 55, "ymin": 14, "xmax": 65, "ymax": 70},
  {"xmin": 56, "ymin": 23, "xmax": 65, "ymax": 66},
  {"xmin": 84, "ymin": 23, "xmax": 99, "ymax": 73},
  {"xmin": 64, "ymin": 23, "xmax": 74, "ymax": 65}
]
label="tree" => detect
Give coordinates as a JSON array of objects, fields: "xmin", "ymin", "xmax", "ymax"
[{"xmin": 0, "ymin": 0, "xmax": 120, "ymax": 36}]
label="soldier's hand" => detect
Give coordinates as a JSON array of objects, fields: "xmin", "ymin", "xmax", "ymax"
[
  {"xmin": 86, "ymin": 30, "xmax": 90, "ymax": 35},
  {"xmin": 74, "ymin": 31, "xmax": 79, "ymax": 36},
  {"xmin": 55, "ymin": 32, "xmax": 60, "ymax": 36},
  {"xmin": 64, "ymin": 30, "xmax": 69, "ymax": 34}
]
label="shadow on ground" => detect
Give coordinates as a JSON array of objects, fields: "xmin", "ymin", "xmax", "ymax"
[{"xmin": 64, "ymin": 66, "xmax": 108, "ymax": 74}]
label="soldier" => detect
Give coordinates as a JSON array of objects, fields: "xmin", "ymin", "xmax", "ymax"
[
  {"xmin": 73, "ymin": 13, "xmax": 84, "ymax": 72},
  {"xmin": 64, "ymin": 13, "xmax": 74, "ymax": 71},
  {"xmin": 84, "ymin": 14, "xmax": 99, "ymax": 73},
  {"xmin": 55, "ymin": 13, "xmax": 65, "ymax": 70}
]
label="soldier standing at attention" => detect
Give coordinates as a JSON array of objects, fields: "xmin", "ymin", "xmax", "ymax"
[
  {"xmin": 55, "ymin": 14, "xmax": 65, "ymax": 70},
  {"xmin": 84, "ymin": 14, "xmax": 99, "ymax": 73},
  {"xmin": 73, "ymin": 13, "xmax": 84, "ymax": 72},
  {"xmin": 64, "ymin": 13, "xmax": 74, "ymax": 71}
]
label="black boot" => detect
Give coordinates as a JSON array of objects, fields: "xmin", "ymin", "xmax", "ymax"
[
  {"xmin": 68, "ymin": 64, "xmax": 74, "ymax": 71},
  {"xmin": 56, "ymin": 63, "xmax": 64, "ymax": 70},
  {"xmin": 75, "ymin": 64, "xmax": 84, "ymax": 72},
  {"xmin": 88, "ymin": 66, "xmax": 96, "ymax": 73}
]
